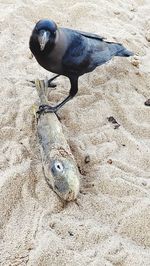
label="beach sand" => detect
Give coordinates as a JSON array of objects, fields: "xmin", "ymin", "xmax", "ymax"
[{"xmin": 0, "ymin": 0, "xmax": 150, "ymax": 265}]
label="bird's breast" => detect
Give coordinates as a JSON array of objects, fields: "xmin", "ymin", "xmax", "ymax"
[{"xmin": 36, "ymin": 53, "xmax": 63, "ymax": 75}]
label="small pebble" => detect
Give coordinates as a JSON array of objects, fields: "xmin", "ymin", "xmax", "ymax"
[
  {"xmin": 114, "ymin": 124, "xmax": 120, "ymax": 129},
  {"xmin": 84, "ymin": 155, "xmax": 90, "ymax": 164},
  {"xmin": 108, "ymin": 116, "xmax": 118, "ymax": 124},
  {"xmin": 142, "ymin": 181, "xmax": 147, "ymax": 186},
  {"xmin": 107, "ymin": 159, "xmax": 112, "ymax": 164},
  {"xmin": 68, "ymin": 231, "xmax": 74, "ymax": 236},
  {"xmin": 135, "ymin": 70, "xmax": 142, "ymax": 76},
  {"xmin": 131, "ymin": 32, "xmax": 136, "ymax": 36},
  {"xmin": 145, "ymin": 32, "xmax": 150, "ymax": 42},
  {"xmin": 107, "ymin": 116, "xmax": 120, "ymax": 129},
  {"xmin": 131, "ymin": 58, "xmax": 140, "ymax": 67},
  {"xmin": 78, "ymin": 165, "xmax": 87, "ymax": 176},
  {"xmin": 144, "ymin": 99, "xmax": 150, "ymax": 106},
  {"xmin": 114, "ymin": 10, "xmax": 120, "ymax": 15},
  {"xmin": 29, "ymin": 53, "xmax": 33, "ymax": 59},
  {"xmin": 130, "ymin": 7, "xmax": 136, "ymax": 12}
]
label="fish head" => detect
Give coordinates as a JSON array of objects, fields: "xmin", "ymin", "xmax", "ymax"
[{"xmin": 45, "ymin": 159, "xmax": 80, "ymax": 201}]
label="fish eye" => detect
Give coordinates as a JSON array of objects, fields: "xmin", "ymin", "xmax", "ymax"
[
  {"xmin": 51, "ymin": 160, "xmax": 64, "ymax": 176},
  {"xmin": 55, "ymin": 161, "xmax": 63, "ymax": 171}
]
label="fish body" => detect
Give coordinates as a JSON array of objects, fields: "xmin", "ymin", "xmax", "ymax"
[{"xmin": 36, "ymin": 80, "xmax": 80, "ymax": 201}]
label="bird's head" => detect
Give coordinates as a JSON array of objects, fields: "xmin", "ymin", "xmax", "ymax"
[{"xmin": 32, "ymin": 19, "xmax": 57, "ymax": 51}]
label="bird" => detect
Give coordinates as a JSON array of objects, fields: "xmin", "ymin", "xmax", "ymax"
[{"xmin": 29, "ymin": 19, "xmax": 134, "ymax": 113}]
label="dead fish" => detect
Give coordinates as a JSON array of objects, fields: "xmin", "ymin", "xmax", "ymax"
[{"xmin": 35, "ymin": 79, "xmax": 80, "ymax": 201}]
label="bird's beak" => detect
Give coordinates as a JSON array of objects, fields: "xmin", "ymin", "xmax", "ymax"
[{"xmin": 38, "ymin": 30, "xmax": 50, "ymax": 51}]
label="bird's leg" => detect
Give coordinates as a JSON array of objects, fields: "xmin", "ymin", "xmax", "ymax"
[
  {"xmin": 47, "ymin": 74, "xmax": 60, "ymax": 88},
  {"xmin": 37, "ymin": 77, "xmax": 78, "ymax": 114}
]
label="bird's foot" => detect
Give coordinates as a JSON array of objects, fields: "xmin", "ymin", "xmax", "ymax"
[
  {"xmin": 47, "ymin": 79, "xmax": 57, "ymax": 88},
  {"xmin": 29, "ymin": 80, "xmax": 36, "ymax": 87},
  {"xmin": 29, "ymin": 79, "xmax": 57, "ymax": 89},
  {"xmin": 47, "ymin": 74, "xmax": 60, "ymax": 88},
  {"xmin": 37, "ymin": 104, "xmax": 58, "ymax": 115}
]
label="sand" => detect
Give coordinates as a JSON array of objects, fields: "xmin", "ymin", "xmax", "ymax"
[{"xmin": 0, "ymin": 0, "xmax": 150, "ymax": 265}]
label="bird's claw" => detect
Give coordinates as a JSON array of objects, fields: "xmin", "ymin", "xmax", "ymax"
[
  {"xmin": 37, "ymin": 104, "xmax": 57, "ymax": 115},
  {"xmin": 29, "ymin": 79, "xmax": 57, "ymax": 89},
  {"xmin": 47, "ymin": 80, "xmax": 57, "ymax": 88},
  {"xmin": 29, "ymin": 80, "xmax": 36, "ymax": 87},
  {"xmin": 38, "ymin": 104, "xmax": 50, "ymax": 111}
]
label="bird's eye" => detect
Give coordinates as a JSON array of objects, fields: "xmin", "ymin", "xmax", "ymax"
[
  {"xmin": 39, "ymin": 29, "xmax": 46, "ymax": 34},
  {"xmin": 35, "ymin": 26, "xmax": 38, "ymax": 32},
  {"xmin": 53, "ymin": 31, "xmax": 56, "ymax": 37}
]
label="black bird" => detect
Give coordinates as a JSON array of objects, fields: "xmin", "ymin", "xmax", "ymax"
[{"xmin": 29, "ymin": 19, "xmax": 133, "ymax": 113}]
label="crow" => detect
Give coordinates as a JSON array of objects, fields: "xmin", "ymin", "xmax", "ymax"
[{"xmin": 29, "ymin": 19, "xmax": 133, "ymax": 113}]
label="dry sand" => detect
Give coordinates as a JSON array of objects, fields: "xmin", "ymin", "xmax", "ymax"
[{"xmin": 0, "ymin": 0, "xmax": 150, "ymax": 265}]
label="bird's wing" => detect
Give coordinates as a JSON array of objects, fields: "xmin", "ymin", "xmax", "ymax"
[
  {"xmin": 74, "ymin": 30, "xmax": 105, "ymax": 41},
  {"xmin": 62, "ymin": 32, "xmax": 91, "ymax": 75},
  {"xmin": 62, "ymin": 28, "xmax": 105, "ymax": 41}
]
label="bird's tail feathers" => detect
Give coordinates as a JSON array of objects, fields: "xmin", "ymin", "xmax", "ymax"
[
  {"xmin": 108, "ymin": 42, "xmax": 134, "ymax": 57},
  {"xmin": 116, "ymin": 47, "xmax": 134, "ymax": 57}
]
